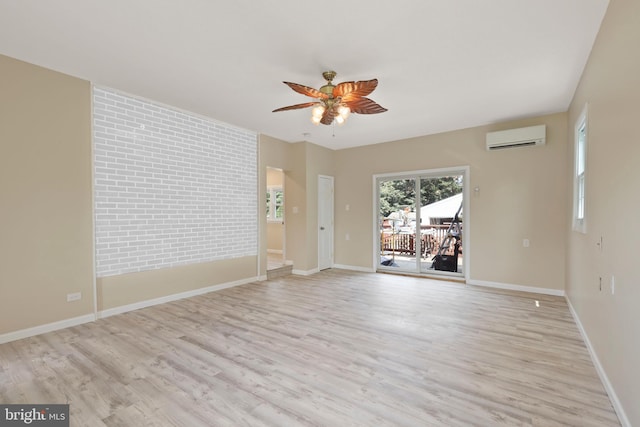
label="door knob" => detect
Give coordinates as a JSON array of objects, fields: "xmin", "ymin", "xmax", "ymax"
[{"xmin": 320, "ymin": 226, "xmax": 325, "ymax": 230}]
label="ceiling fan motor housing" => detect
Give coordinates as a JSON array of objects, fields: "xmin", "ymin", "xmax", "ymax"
[{"xmin": 320, "ymin": 71, "xmax": 337, "ymax": 97}]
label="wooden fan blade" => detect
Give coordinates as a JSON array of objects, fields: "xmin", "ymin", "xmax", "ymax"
[
  {"xmin": 320, "ymin": 106, "xmax": 337, "ymax": 125},
  {"xmin": 343, "ymin": 97, "xmax": 388, "ymax": 114},
  {"xmin": 272, "ymin": 102, "xmax": 317, "ymax": 112},
  {"xmin": 333, "ymin": 79, "xmax": 378, "ymax": 99},
  {"xmin": 283, "ymin": 82, "xmax": 328, "ymax": 99}
]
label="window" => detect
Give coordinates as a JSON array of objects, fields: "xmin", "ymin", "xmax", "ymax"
[
  {"xmin": 266, "ymin": 187, "xmax": 284, "ymax": 222},
  {"xmin": 573, "ymin": 104, "xmax": 588, "ymax": 233}
]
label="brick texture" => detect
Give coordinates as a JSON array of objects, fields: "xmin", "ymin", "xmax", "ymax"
[{"xmin": 93, "ymin": 87, "xmax": 257, "ymax": 277}]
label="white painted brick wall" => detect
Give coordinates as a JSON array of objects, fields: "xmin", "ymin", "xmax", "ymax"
[{"xmin": 93, "ymin": 86, "xmax": 257, "ymax": 278}]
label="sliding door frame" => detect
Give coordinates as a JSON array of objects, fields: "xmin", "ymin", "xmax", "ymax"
[{"xmin": 372, "ymin": 165, "xmax": 470, "ymax": 281}]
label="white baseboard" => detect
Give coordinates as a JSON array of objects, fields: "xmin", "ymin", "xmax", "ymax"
[
  {"xmin": 292, "ymin": 268, "xmax": 319, "ymax": 276},
  {"xmin": 467, "ymin": 279, "xmax": 565, "ymax": 296},
  {"xmin": 0, "ymin": 277, "xmax": 261, "ymax": 344},
  {"xmin": 0, "ymin": 313, "xmax": 96, "ymax": 345},
  {"xmin": 333, "ymin": 264, "xmax": 376, "ymax": 273},
  {"xmin": 566, "ymin": 297, "xmax": 631, "ymax": 427},
  {"xmin": 258, "ymin": 274, "xmax": 268, "ymax": 281},
  {"xmin": 98, "ymin": 276, "xmax": 258, "ymax": 319}
]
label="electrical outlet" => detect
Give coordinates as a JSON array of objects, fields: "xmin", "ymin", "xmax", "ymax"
[
  {"xmin": 599, "ymin": 277, "xmax": 602, "ymax": 291},
  {"xmin": 345, "ymin": 233, "xmax": 350, "ymax": 241},
  {"xmin": 67, "ymin": 292, "xmax": 81, "ymax": 302},
  {"xmin": 611, "ymin": 276, "xmax": 615, "ymax": 295},
  {"xmin": 523, "ymin": 238, "xmax": 530, "ymax": 248}
]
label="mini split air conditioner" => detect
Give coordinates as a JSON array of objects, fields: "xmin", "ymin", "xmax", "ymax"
[{"xmin": 486, "ymin": 124, "xmax": 546, "ymax": 150}]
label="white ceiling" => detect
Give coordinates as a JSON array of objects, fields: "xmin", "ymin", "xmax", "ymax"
[{"xmin": 0, "ymin": 0, "xmax": 608, "ymax": 150}]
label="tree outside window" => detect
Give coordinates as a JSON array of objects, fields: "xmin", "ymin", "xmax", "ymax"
[{"xmin": 267, "ymin": 187, "xmax": 284, "ymax": 222}]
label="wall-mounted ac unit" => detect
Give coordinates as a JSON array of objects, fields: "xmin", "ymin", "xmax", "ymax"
[{"xmin": 486, "ymin": 124, "xmax": 546, "ymax": 150}]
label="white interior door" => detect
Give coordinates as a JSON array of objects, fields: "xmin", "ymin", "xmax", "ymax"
[{"xmin": 318, "ymin": 175, "xmax": 334, "ymax": 270}]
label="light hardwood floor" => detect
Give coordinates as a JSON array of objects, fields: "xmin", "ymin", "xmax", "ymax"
[
  {"xmin": 266, "ymin": 253, "xmax": 285, "ymax": 270},
  {"xmin": 0, "ymin": 270, "xmax": 620, "ymax": 426}
]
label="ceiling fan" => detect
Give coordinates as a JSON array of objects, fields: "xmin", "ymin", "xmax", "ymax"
[{"xmin": 273, "ymin": 71, "xmax": 387, "ymax": 126}]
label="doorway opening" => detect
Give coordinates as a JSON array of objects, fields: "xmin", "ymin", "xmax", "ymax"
[
  {"xmin": 375, "ymin": 167, "xmax": 468, "ymax": 279},
  {"xmin": 266, "ymin": 167, "xmax": 285, "ymax": 271}
]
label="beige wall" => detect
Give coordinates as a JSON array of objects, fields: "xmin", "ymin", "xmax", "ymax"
[
  {"xmin": 303, "ymin": 142, "xmax": 336, "ymax": 271},
  {"xmin": 98, "ymin": 256, "xmax": 256, "ymax": 310},
  {"xmin": 1, "ymin": 55, "xmax": 262, "ymax": 338},
  {"xmin": 266, "ymin": 167, "xmax": 284, "ymax": 187},
  {"xmin": 334, "ymin": 113, "xmax": 568, "ymax": 291},
  {"xmin": 282, "ymin": 143, "xmax": 309, "ymax": 271},
  {"xmin": 0, "ymin": 55, "xmax": 94, "ymax": 334},
  {"xmin": 259, "ymin": 136, "xmax": 335, "ymax": 274},
  {"xmin": 279, "ymin": 142, "xmax": 335, "ymax": 273},
  {"xmin": 566, "ymin": 0, "xmax": 639, "ymax": 424},
  {"xmin": 266, "ymin": 223, "xmax": 284, "ymax": 252}
]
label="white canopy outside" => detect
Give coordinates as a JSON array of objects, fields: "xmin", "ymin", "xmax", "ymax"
[{"xmin": 420, "ymin": 193, "xmax": 462, "ymax": 225}]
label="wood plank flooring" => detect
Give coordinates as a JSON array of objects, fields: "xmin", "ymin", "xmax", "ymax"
[{"xmin": 0, "ymin": 270, "xmax": 620, "ymax": 426}]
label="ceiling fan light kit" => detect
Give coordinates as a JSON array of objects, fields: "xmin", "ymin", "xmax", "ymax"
[{"xmin": 273, "ymin": 71, "xmax": 387, "ymax": 126}]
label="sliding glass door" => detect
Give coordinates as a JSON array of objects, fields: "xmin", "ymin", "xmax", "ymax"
[
  {"xmin": 377, "ymin": 168, "xmax": 465, "ymax": 277},
  {"xmin": 378, "ymin": 178, "xmax": 418, "ymax": 270}
]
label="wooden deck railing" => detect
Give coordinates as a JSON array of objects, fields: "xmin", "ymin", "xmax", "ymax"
[{"xmin": 380, "ymin": 224, "xmax": 462, "ymax": 258}]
